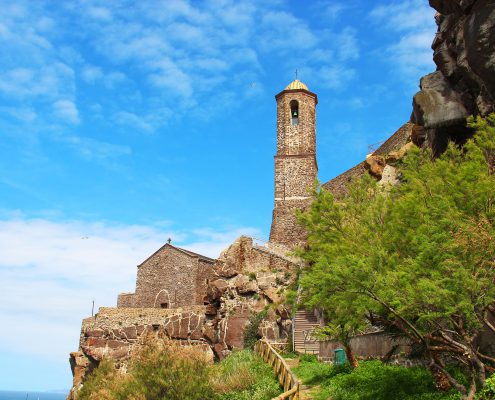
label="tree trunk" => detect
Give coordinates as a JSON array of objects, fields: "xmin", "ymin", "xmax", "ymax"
[
  {"xmin": 429, "ymin": 353, "xmax": 452, "ymax": 392},
  {"xmin": 343, "ymin": 343, "xmax": 359, "ymax": 369}
]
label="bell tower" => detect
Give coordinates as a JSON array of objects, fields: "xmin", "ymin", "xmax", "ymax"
[{"xmin": 269, "ymin": 79, "xmax": 318, "ymax": 248}]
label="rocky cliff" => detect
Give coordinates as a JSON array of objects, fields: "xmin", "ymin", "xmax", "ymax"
[
  {"xmin": 411, "ymin": 0, "xmax": 495, "ymax": 154},
  {"xmin": 67, "ymin": 237, "xmax": 298, "ymax": 399}
]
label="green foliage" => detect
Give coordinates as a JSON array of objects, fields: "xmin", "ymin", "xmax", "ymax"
[
  {"xmin": 77, "ymin": 359, "xmax": 120, "ymax": 400},
  {"xmin": 477, "ymin": 373, "xmax": 495, "ymax": 399},
  {"xmin": 243, "ymin": 308, "xmax": 268, "ymax": 349},
  {"xmin": 248, "ymin": 272, "xmax": 256, "ymax": 281},
  {"xmin": 297, "ymin": 115, "xmax": 495, "ymax": 396},
  {"xmin": 121, "ymin": 343, "xmax": 213, "ymax": 400},
  {"xmin": 211, "ymin": 350, "xmax": 282, "ymax": 400},
  {"xmin": 326, "ymin": 361, "xmax": 458, "ymax": 400},
  {"xmin": 299, "ymin": 353, "xmax": 319, "ymax": 363},
  {"xmin": 77, "ymin": 342, "xmax": 215, "ymax": 400},
  {"xmin": 294, "ymin": 358, "xmax": 460, "ymax": 400},
  {"xmin": 293, "ymin": 356, "xmax": 351, "ymax": 386},
  {"xmin": 78, "ymin": 346, "xmax": 281, "ymax": 400}
]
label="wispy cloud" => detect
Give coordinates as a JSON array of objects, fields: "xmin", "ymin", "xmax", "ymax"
[
  {"xmin": 0, "ymin": 216, "xmax": 261, "ymax": 361},
  {"xmin": 0, "ymin": 0, "xmax": 363, "ymax": 137},
  {"xmin": 53, "ymin": 99, "xmax": 80, "ymax": 124},
  {"xmin": 369, "ymin": 0, "xmax": 436, "ymax": 79}
]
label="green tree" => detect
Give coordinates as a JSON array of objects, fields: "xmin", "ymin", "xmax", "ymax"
[{"xmin": 297, "ymin": 115, "xmax": 495, "ymax": 399}]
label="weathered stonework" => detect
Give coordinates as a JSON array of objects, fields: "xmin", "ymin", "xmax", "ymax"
[
  {"xmin": 412, "ymin": 0, "xmax": 495, "ymax": 154},
  {"xmin": 117, "ymin": 244, "xmax": 216, "ymax": 309},
  {"xmin": 322, "ymin": 122, "xmax": 413, "ymax": 198},
  {"xmin": 269, "ymin": 82, "xmax": 318, "ymax": 248}
]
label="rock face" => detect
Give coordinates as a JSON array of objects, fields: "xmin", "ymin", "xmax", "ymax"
[
  {"xmin": 67, "ymin": 236, "xmax": 298, "ymax": 399},
  {"xmin": 412, "ymin": 0, "xmax": 495, "ymax": 154}
]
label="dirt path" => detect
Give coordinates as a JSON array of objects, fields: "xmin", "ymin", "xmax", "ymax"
[{"xmin": 284, "ymin": 358, "xmax": 321, "ymax": 399}]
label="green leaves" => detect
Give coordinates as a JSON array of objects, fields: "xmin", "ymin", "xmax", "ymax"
[{"xmin": 297, "ymin": 115, "xmax": 495, "ymax": 395}]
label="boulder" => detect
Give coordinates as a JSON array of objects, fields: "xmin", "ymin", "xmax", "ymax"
[
  {"xmin": 207, "ymin": 279, "xmax": 229, "ymax": 301},
  {"xmin": 256, "ymin": 272, "xmax": 277, "ymax": 290},
  {"xmin": 220, "ymin": 308, "xmax": 250, "ymax": 349},
  {"xmin": 378, "ymin": 165, "xmax": 399, "ymax": 188},
  {"xmin": 386, "ymin": 142, "xmax": 414, "ymax": 163},
  {"xmin": 412, "ymin": 0, "xmax": 495, "ymax": 153},
  {"xmin": 263, "ymin": 287, "xmax": 281, "ymax": 304},
  {"xmin": 235, "ymin": 275, "xmax": 258, "ymax": 294},
  {"xmin": 412, "ymin": 72, "xmax": 469, "ymax": 129},
  {"xmin": 365, "ymin": 155, "xmax": 386, "ymax": 179}
]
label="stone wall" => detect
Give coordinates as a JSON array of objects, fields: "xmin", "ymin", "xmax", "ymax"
[
  {"xmin": 270, "ymin": 88, "xmax": 318, "ymax": 248},
  {"xmin": 117, "ymin": 244, "xmax": 215, "ymax": 309},
  {"xmin": 67, "ymin": 306, "xmax": 212, "ymax": 400},
  {"xmin": 269, "ymin": 199, "xmax": 312, "ymax": 248},
  {"xmin": 319, "ymin": 331, "xmax": 411, "ymax": 360},
  {"xmin": 276, "ymin": 90, "xmax": 317, "ymax": 156},
  {"xmin": 195, "ymin": 259, "xmax": 218, "ymax": 304},
  {"xmin": 322, "ymin": 122, "xmax": 412, "ymax": 199}
]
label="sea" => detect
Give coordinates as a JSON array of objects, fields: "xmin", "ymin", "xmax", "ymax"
[{"xmin": 0, "ymin": 391, "xmax": 67, "ymax": 400}]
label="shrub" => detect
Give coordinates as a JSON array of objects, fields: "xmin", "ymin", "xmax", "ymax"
[
  {"xmin": 326, "ymin": 361, "xmax": 458, "ymax": 400},
  {"xmin": 211, "ymin": 350, "xmax": 282, "ymax": 400},
  {"xmin": 77, "ymin": 341, "xmax": 215, "ymax": 400},
  {"xmin": 478, "ymin": 373, "xmax": 495, "ymax": 399},
  {"xmin": 243, "ymin": 308, "xmax": 268, "ymax": 349},
  {"xmin": 293, "ymin": 356, "xmax": 351, "ymax": 386}
]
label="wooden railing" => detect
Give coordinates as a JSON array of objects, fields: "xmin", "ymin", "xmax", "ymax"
[{"xmin": 254, "ymin": 339, "xmax": 300, "ymax": 400}]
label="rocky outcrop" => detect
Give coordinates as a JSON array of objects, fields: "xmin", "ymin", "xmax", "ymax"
[
  {"xmin": 322, "ymin": 122, "xmax": 413, "ymax": 198},
  {"xmin": 67, "ymin": 236, "xmax": 299, "ymax": 398},
  {"xmin": 205, "ymin": 236, "xmax": 298, "ymax": 358},
  {"xmin": 412, "ymin": 0, "xmax": 495, "ymax": 154}
]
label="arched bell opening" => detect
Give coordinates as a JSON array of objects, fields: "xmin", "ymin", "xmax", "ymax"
[{"xmin": 290, "ymin": 100, "xmax": 299, "ymax": 125}]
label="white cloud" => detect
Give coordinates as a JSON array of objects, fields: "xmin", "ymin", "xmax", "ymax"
[
  {"xmin": 323, "ymin": 3, "xmax": 347, "ymax": 20},
  {"xmin": 369, "ymin": 0, "xmax": 436, "ymax": 79},
  {"xmin": 53, "ymin": 99, "xmax": 80, "ymax": 124},
  {"xmin": 56, "ymin": 135, "xmax": 132, "ymax": 160},
  {"xmin": 81, "ymin": 65, "xmax": 103, "ymax": 83},
  {"xmin": 114, "ymin": 111, "xmax": 155, "ymax": 133},
  {"xmin": 314, "ymin": 65, "xmax": 357, "ymax": 90},
  {"xmin": 0, "ymin": 216, "xmax": 261, "ymax": 360},
  {"xmin": 336, "ymin": 27, "xmax": 359, "ymax": 61},
  {"xmin": 86, "ymin": 6, "xmax": 113, "ymax": 21}
]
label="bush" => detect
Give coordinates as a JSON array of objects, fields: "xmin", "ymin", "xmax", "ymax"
[
  {"xmin": 78, "ymin": 345, "xmax": 282, "ymax": 400},
  {"xmin": 243, "ymin": 308, "xmax": 268, "ymax": 349},
  {"xmin": 293, "ymin": 356, "xmax": 351, "ymax": 386},
  {"xmin": 326, "ymin": 361, "xmax": 459, "ymax": 400},
  {"xmin": 478, "ymin": 373, "xmax": 495, "ymax": 399},
  {"xmin": 78, "ymin": 342, "xmax": 215, "ymax": 400},
  {"xmin": 77, "ymin": 358, "xmax": 124, "ymax": 400},
  {"xmin": 211, "ymin": 350, "xmax": 282, "ymax": 400}
]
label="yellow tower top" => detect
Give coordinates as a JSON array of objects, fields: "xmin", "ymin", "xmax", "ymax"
[{"xmin": 285, "ymin": 79, "xmax": 309, "ymax": 91}]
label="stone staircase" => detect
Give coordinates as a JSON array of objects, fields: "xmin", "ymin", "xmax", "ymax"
[{"xmin": 293, "ymin": 310, "xmax": 320, "ymax": 354}]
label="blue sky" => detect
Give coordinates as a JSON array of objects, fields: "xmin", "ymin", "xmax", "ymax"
[{"xmin": 0, "ymin": 0, "xmax": 436, "ymax": 392}]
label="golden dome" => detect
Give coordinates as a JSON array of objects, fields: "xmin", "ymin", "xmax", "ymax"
[{"xmin": 285, "ymin": 79, "xmax": 309, "ymax": 91}]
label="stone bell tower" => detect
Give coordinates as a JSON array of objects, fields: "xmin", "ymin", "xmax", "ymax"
[{"xmin": 269, "ymin": 79, "xmax": 318, "ymax": 248}]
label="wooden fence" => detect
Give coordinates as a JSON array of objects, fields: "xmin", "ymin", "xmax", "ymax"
[{"xmin": 254, "ymin": 339, "xmax": 300, "ymax": 400}]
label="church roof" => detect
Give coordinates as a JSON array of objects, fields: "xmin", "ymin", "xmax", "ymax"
[
  {"xmin": 285, "ymin": 79, "xmax": 309, "ymax": 91},
  {"xmin": 138, "ymin": 242, "xmax": 215, "ymax": 267}
]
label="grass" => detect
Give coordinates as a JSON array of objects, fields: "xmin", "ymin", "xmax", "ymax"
[
  {"xmin": 77, "ymin": 343, "xmax": 282, "ymax": 400},
  {"xmin": 292, "ymin": 358, "xmax": 462, "ymax": 400},
  {"xmin": 212, "ymin": 349, "xmax": 282, "ymax": 400}
]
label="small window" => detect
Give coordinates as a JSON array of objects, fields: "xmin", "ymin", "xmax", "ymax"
[
  {"xmin": 160, "ymin": 302, "xmax": 168, "ymax": 309},
  {"xmin": 206, "ymin": 279, "xmax": 209, "ymax": 284},
  {"xmin": 290, "ymin": 100, "xmax": 299, "ymax": 125}
]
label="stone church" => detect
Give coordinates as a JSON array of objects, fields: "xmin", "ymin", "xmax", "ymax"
[
  {"xmin": 115, "ymin": 79, "xmax": 320, "ymax": 310},
  {"xmin": 68, "ymin": 79, "xmax": 413, "ymax": 399}
]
